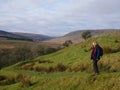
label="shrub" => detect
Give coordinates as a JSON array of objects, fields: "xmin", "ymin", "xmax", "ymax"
[
  {"xmin": 54, "ymin": 63, "xmax": 67, "ymax": 72},
  {"xmin": 102, "ymin": 46, "xmax": 112, "ymax": 54},
  {"xmin": 84, "ymin": 49, "xmax": 88, "ymax": 52},
  {"xmin": 110, "ymin": 62, "xmax": 120, "ymax": 72},
  {"xmin": 34, "ymin": 66, "xmax": 48, "ymax": 72},
  {"xmin": 21, "ymin": 63, "xmax": 34, "ymax": 70},
  {"xmin": 15, "ymin": 73, "xmax": 24, "ymax": 82},
  {"xmin": 115, "ymin": 40, "xmax": 120, "ymax": 43},
  {"xmin": 34, "ymin": 63, "xmax": 67, "ymax": 73},
  {"xmin": 82, "ymin": 31, "xmax": 92, "ymax": 40},
  {"xmin": 15, "ymin": 63, "xmax": 34, "ymax": 71},
  {"xmin": 98, "ymin": 60, "xmax": 111, "ymax": 72},
  {"xmin": 116, "ymin": 45, "xmax": 120, "ymax": 52},
  {"xmin": 0, "ymin": 75, "xmax": 15, "ymax": 85},
  {"xmin": 47, "ymin": 66, "xmax": 54, "ymax": 73},
  {"xmin": 84, "ymin": 47, "xmax": 92, "ymax": 52},
  {"xmin": 20, "ymin": 77, "xmax": 32, "ymax": 87},
  {"xmin": 81, "ymin": 44, "xmax": 86, "ymax": 48},
  {"xmin": 63, "ymin": 40, "xmax": 73, "ymax": 47},
  {"xmin": 0, "ymin": 75, "xmax": 6, "ymax": 81},
  {"xmin": 67, "ymin": 62, "xmax": 86, "ymax": 72},
  {"xmin": 102, "ymin": 45, "xmax": 120, "ymax": 54},
  {"xmin": 39, "ymin": 60, "xmax": 53, "ymax": 64}
]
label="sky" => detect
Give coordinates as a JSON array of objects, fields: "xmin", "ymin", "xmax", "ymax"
[{"xmin": 0, "ymin": 0, "xmax": 120, "ymax": 36}]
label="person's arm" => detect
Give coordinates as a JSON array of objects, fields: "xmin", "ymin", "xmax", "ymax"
[
  {"xmin": 96, "ymin": 46, "xmax": 100, "ymax": 60},
  {"xmin": 91, "ymin": 48, "xmax": 94, "ymax": 60}
]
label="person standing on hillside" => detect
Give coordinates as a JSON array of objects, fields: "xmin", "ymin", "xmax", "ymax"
[{"xmin": 91, "ymin": 41, "xmax": 103, "ymax": 75}]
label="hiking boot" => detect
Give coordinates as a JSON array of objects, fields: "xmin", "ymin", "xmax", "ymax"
[
  {"xmin": 91, "ymin": 73, "xmax": 99, "ymax": 76},
  {"xmin": 95, "ymin": 73, "xmax": 99, "ymax": 75}
]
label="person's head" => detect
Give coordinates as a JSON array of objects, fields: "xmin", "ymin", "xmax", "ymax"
[{"xmin": 92, "ymin": 41, "xmax": 98, "ymax": 47}]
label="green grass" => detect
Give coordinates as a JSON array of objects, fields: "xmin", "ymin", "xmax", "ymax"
[{"xmin": 0, "ymin": 34, "xmax": 120, "ymax": 90}]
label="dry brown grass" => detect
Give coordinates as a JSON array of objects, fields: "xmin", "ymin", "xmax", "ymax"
[
  {"xmin": 34, "ymin": 66, "xmax": 48, "ymax": 72},
  {"xmin": 0, "ymin": 44, "xmax": 14, "ymax": 49},
  {"xmin": 39, "ymin": 60, "xmax": 54, "ymax": 64},
  {"xmin": 15, "ymin": 73, "xmax": 24, "ymax": 82},
  {"xmin": 34, "ymin": 63, "xmax": 66, "ymax": 73},
  {"xmin": 20, "ymin": 76, "xmax": 32, "ymax": 87},
  {"xmin": 0, "ymin": 75, "xmax": 15, "ymax": 85},
  {"xmin": 102, "ymin": 45, "xmax": 112, "ymax": 54},
  {"xmin": 99, "ymin": 57, "xmax": 120, "ymax": 72},
  {"xmin": 54, "ymin": 63, "xmax": 66, "ymax": 72},
  {"xmin": 16, "ymin": 63, "xmax": 34, "ymax": 71},
  {"xmin": 15, "ymin": 73, "xmax": 32, "ymax": 87}
]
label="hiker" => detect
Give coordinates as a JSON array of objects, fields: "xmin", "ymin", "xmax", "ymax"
[{"xmin": 91, "ymin": 41, "xmax": 103, "ymax": 75}]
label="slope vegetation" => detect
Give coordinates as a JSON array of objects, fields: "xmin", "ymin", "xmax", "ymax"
[{"xmin": 0, "ymin": 34, "xmax": 120, "ymax": 90}]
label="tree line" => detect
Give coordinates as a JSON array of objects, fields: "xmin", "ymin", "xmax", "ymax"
[{"xmin": 0, "ymin": 45, "xmax": 60, "ymax": 69}]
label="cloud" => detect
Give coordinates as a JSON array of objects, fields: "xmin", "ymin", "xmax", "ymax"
[{"xmin": 0, "ymin": 0, "xmax": 120, "ymax": 36}]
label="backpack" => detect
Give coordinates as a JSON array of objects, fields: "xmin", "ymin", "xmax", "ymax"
[{"xmin": 98, "ymin": 45, "xmax": 103, "ymax": 57}]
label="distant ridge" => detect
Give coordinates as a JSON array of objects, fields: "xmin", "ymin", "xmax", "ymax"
[
  {"xmin": 0, "ymin": 30, "xmax": 55, "ymax": 41},
  {"xmin": 0, "ymin": 30, "xmax": 32, "ymax": 41},
  {"xmin": 13, "ymin": 32, "xmax": 55, "ymax": 41},
  {"xmin": 46, "ymin": 29, "xmax": 120, "ymax": 44}
]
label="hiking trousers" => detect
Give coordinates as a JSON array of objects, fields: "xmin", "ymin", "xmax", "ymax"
[{"xmin": 93, "ymin": 60, "xmax": 99, "ymax": 74}]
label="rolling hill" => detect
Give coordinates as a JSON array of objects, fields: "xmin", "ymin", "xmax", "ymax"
[
  {"xmin": 0, "ymin": 30, "xmax": 32, "ymax": 41},
  {"xmin": 47, "ymin": 29, "xmax": 120, "ymax": 44},
  {"xmin": 13, "ymin": 32, "xmax": 55, "ymax": 41},
  {"xmin": 0, "ymin": 32, "xmax": 120, "ymax": 90},
  {"xmin": 0, "ymin": 30, "xmax": 55, "ymax": 41}
]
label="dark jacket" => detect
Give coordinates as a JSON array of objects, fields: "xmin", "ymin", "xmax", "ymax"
[{"xmin": 91, "ymin": 45, "xmax": 101, "ymax": 60}]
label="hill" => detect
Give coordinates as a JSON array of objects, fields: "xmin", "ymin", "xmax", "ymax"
[
  {"xmin": 13, "ymin": 32, "xmax": 55, "ymax": 41},
  {"xmin": 0, "ymin": 30, "xmax": 55, "ymax": 41},
  {"xmin": 0, "ymin": 33, "xmax": 120, "ymax": 90},
  {"xmin": 47, "ymin": 29, "xmax": 120, "ymax": 44},
  {"xmin": 0, "ymin": 30, "xmax": 32, "ymax": 41}
]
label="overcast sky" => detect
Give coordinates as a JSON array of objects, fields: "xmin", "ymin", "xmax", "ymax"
[{"xmin": 0, "ymin": 0, "xmax": 120, "ymax": 36}]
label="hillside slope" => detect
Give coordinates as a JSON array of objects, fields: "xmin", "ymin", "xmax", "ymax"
[
  {"xmin": 47, "ymin": 29, "xmax": 120, "ymax": 44},
  {"xmin": 0, "ymin": 34, "xmax": 120, "ymax": 90}
]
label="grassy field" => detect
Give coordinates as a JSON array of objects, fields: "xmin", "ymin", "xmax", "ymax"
[{"xmin": 0, "ymin": 34, "xmax": 120, "ymax": 90}]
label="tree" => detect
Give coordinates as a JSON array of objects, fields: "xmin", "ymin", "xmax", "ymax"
[
  {"xmin": 63, "ymin": 40, "xmax": 73, "ymax": 47},
  {"xmin": 13, "ymin": 46, "xmax": 33, "ymax": 61},
  {"xmin": 82, "ymin": 31, "xmax": 92, "ymax": 40},
  {"xmin": 0, "ymin": 49, "xmax": 11, "ymax": 68},
  {"xmin": 36, "ymin": 45, "xmax": 59, "ymax": 56},
  {"xmin": 37, "ymin": 45, "xmax": 46, "ymax": 55}
]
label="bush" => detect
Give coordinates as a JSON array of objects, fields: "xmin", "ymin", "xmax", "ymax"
[
  {"xmin": 63, "ymin": 40, "xmax": 73, "ymax": 47},
  {"xmin": 21, "ymin": 63, "xmax": 34, "ymax": 70},
  {"xmin": 110, "ymin": 62, "xmax": 120, "ymax": 72},
  {"xmin": 34, "ymin": 66, "xmax": 48, "ymax": 72},
  {"xmin": 20, "ymin": 76, "xmax": 32, "ymax": 87},
  {"xmin": 67, "ymin": 62, "xmax": 86, "ymax": 72},
  {"xmin": 0, "ymin": 75, "xmax": 15, "ymax": 85},
  {"xmin": 82, "ymin": 31, "xmax": 92, "ymax": 40},
  {"xmin": 54, "ymin": 63, "xmax": 67, "ymax": 72},
  {"xmin": 15, "ymin": 74, "xmax": 32, "ymax": 87},
  {"xmin": 33, "ymin": 63, "xmax": 67, "ymax": 73},
  {"xmin": 102, "ymin": 46, "xmax": 112, "ymax": 54},
  {"xmin": 102, "ymin": 45, "xmax": 120, "ymax": 54},
  {"xmin": 47, "ymin": 66, "xmax": 54, "ymax": 73},
  {"xmin": 84, "ymin": 47, "xmax": 92, "ymax": 52},
  {"xmin": 39, "ymin": 60, "xmax": 53, "ymax": 64},
  {"xmin": 115, "ymin": 40, "xmax": 120, "ymax": 43},
  {"xmin": 15, "ymin": 73, "xmax": 24, "ymax": 82}
]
